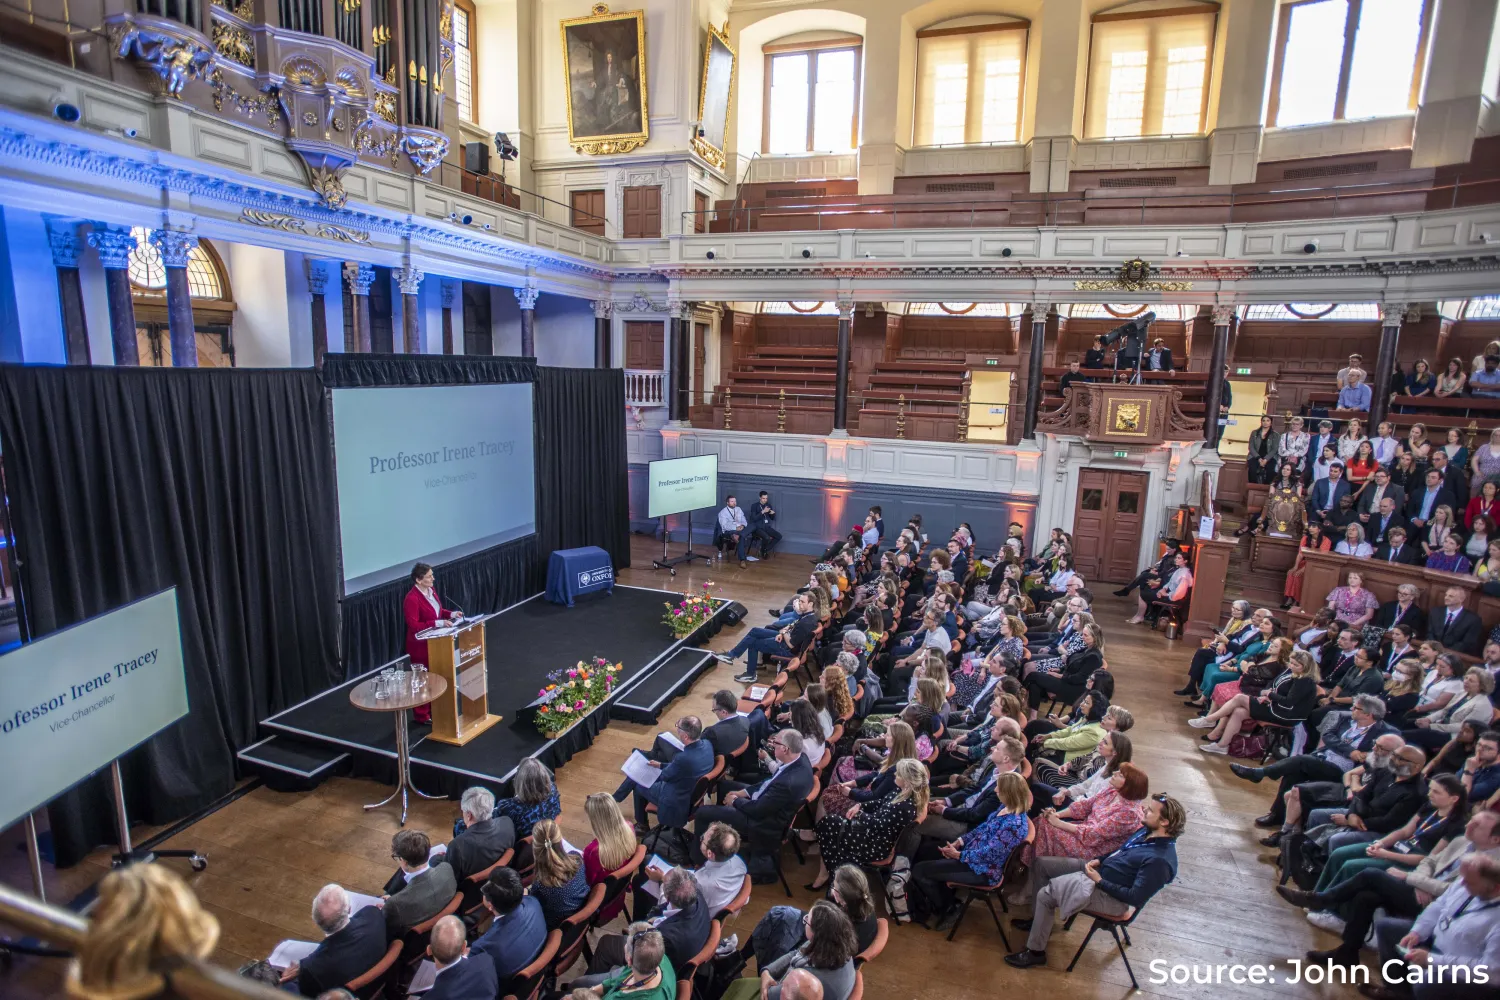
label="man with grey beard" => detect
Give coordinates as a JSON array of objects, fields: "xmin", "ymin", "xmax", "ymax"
[{"xmin": 1261, "ymin": 732, "xmax": 1404, "ymax": 848}]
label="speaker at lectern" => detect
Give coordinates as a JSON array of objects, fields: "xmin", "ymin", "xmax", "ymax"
[{"xmin": 417, "ymin": 614, "xmax": 501, "ymax": 744}]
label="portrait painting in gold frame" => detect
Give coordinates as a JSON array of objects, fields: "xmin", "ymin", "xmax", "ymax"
[
  {"xmin": 561, "ymin": 5, "xmax": 650, "ymax": 155},
  {"xmin": 692, "ymin": 22, "xmax": 736, "ymax": 169}
]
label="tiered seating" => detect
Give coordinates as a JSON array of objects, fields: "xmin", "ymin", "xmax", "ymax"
[
  {"xmin": 711, "ymin": 346, "xmax": 839, "ymax": 434},
  {"xmin": 856, "ymin": 360, "xmax": 969, "ymax": 440}
]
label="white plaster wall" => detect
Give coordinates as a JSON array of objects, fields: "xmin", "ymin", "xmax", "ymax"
[
  {"xmin": 77, "ymin": 247, "xmax": 115, "ymax": 365},
  {"xmin": 282, "ymin": 251, "xmax": 314, "ymax": 368},
  {"xmin": 0, "ymin": 207, "xmax": 65, "ymax": 363},
  {"xmin": 534, "ymin": 293, "xmax": 596, "ymax": 366},
  {"xmin": 225, "ymin": 242, "xmax": 292, "ymax": 367},
  {"xmin": 491, "ymin": 284, "xmax": 524, "ymax": 355}
]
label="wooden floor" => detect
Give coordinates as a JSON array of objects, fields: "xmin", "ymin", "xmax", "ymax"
[{"xmin": 0, "ymin": 536, "xmax": 1363, "ymax": 999}]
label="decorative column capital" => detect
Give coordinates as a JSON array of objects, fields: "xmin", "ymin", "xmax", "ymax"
[
  {"xmin": 86, "ymin": 224, "xmax": 137, "ymax": 269},
  {"xmin": 836, "ymin": 296, "xmax": 855, "ymax": 320},
  {"xmin": 344, "ymin": 261, "xmax": 376, "ymax": 295},
  {"xmin": 1380, "ymin": 302, "xmax": 1409, "ymax": 325},
  {"xmin": 44, "ymin": 217, "xmax": 83, "ymax": 268},
  {"xmin": 394, "ymin": 266, "xmax": 424, "ymax": 296},
  {"xmin": 441, "ymin": 280, "xmax": 458, "ymax": 309},
  {"xmin": 1211, "ymin": 305, "xmax": 1235, "ymax": 327},
  {"xmin": 593, "ymin": 299, "xmax": 613, "ymax": 320},
  {"xmin": 515, "ymin": 285, "xmax": 539, "ymax": 311},
  {"xmin": 149, "ymin": 229, "xmax": 198, "ymax": 268},
  {"xmin": 306, "ymin": 259, "xmax": 333, "ymax": 296},
  {"xmin": 1028, "ymin": 303, "xmax": 1049, "ymax": 323}
]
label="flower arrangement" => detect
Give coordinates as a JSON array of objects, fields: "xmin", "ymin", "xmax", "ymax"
[
  {"xmin": 533, "ymin": 657, "xmax": 622, "ymax": 737},
  {"xmin": 663, "ymin": 581, "xmax": 718, "ymax": 638}
]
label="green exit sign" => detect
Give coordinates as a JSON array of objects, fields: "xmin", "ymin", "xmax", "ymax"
[
  {"xmin": 985, "ymin": 358, "xmax": 999, "ymax": 366},
  {"xmin": 1235, "ymin": 366, "xmax": 1253, "ymax": 375},
  {"xmin": 1114, "ymin": 450, "xmax": 1129, "ymax": 458}
]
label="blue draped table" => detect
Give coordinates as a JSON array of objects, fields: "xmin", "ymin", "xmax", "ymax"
[{"xmin": 545, "ymin": 546, "xmax": 616, "ymax": 606}]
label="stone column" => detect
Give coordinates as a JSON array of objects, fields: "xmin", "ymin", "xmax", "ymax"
[
  {"xmin": 344, "ymin": 262, "xmax": 375, "ymax": 352},
  {"xmin": 307, "ymin": 260, "xmax": 332, "ymax": 367},
  {"xmin": 151, "ymin": 230, "xmax": 199, "ymax": 367},
  {"xmin": 516, "ymin": 285, "xmax": 538, "ymax": 357},
  {"xmin": 86, "ymin": 225, "xmax": 139, "ymax": 365},
  {"xmin": 441, "ymin": 281, "xmax": 457, "ymax": 354},
  {"xmin": 1203, "ymin": 306, "xmax": 1234, "ymax": 447},
  {"xmin": 1022, "ymin": 303, "xmax": 1048, "ymax": 439},
  {"xmin": 1207, "ymin": 0, "xmax": 1277, "ymax": 184},
  {"xmin": 1371, "ymin": 303, "xmax": 1406, "ymax": 430},
  {"xmin": 593, "ymin": 299, "xmax": 612, "ymax": 368},
  {"xmin": 45, "ymin": 218, "xmax": 90, "ymax": 364},
  {"xmin": 1411, "ymin": 0, "xmax": 1500, "ymax": 167},
  {"xmin": 833, "ymin": 296, "xmax": 854, "ymax": 434},
  {"xmin": 394, "ymin": 266, "xmax": 424, "ymax": 353}
]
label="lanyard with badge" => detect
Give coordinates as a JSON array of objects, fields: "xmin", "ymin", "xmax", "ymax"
[{"xmin": 1439, "ymin": 893, "xmax": 1500, "ymax": 932}]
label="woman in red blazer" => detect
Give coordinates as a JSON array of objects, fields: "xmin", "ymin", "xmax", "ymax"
[{"xmin": 404, "ymin": 562, "xmax": 458, "ymax": 723}]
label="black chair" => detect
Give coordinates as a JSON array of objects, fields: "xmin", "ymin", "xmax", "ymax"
[{"xmin": 1063, "ymin": 900, "xmax": 1150, "ymax": 989}]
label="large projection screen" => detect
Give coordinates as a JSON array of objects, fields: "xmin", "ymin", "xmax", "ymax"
[
  {"xmin": 648, "ymin": 454, "xmax": 719, "ymax": 518},
  {"xmin": 0, "ymin": 588, "xmax": 189, "ymax": 833},
  {"xmin": 332, "ymin": 384, "xmax": 538, "ymax": 594}
]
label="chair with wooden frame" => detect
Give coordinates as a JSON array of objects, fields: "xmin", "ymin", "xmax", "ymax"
[
  {"xmin": 504, "ymin": 927, "xmax": 561, "ymax": 1000},
  {"xmin": 716, "ymin": 874, "xmax": 753, "ymax": 922},
  {"xmin": 460, "ymin": 847, "xmax": 515, "ymax": 918},
  {"xmin": 1062, "ymin": 898, "xmax": 1151, "ymax": 990},
  {"xmin": 400, "ymin": 890, "xmax": 463, "ymax": 965},
  {"xmin": 942, "ymin": 823, "xmax": 1035, "ymax": 945},
  {"xmin": 546, "ymin": 881, "xmax": 605, "ymax": 985},
  {"xmin": 589, "ymin": 844, "xmax": 647, "ymax": 934},
  {"xmin": 774, "ymin": 774, "xmax": 821, "ymax": 896},
  {"xmin": 345, "ymin": 939, "xmax": 402, "ymax": 1000},
  {"xmin": 852, "ymin": 916, "xmax": 887, "ymax": 968},
  {"xmin": 847, "ymin": 968, "xmax": 864, "ymax": 1000},
  {"xmin": 675, "ymin": 918, "xmax": 722, "ymax": 985}
]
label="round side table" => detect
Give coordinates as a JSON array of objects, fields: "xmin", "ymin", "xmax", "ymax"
[{"xmin": 349, "ymin": 672, "xmax": 448, "ymax": 825}]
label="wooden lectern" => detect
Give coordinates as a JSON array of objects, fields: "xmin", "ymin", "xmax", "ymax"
[{"xmin": 420, "ymin": 614, "xmax": 503, "ymax": 745}]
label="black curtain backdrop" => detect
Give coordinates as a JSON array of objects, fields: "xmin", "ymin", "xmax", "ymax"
[
  {"xmin": 0, "ymin": 366, "xmax": 343, "ymax": 867},
  {"xmin": 324, "ymin": 356, "xmax": 630, "ymax": 675}
]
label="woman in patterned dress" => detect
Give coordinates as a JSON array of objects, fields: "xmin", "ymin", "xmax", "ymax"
[
  {"xmin": 806, "ymin": 759, "xmax": 930, "ymax": 892},
  {"xmin": 1020, "ymin": 762, "xmax": 1148, "ymax": 870}
]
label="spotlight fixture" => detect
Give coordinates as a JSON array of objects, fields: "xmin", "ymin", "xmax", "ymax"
[
  {"xmin": 801, "ymin": 247, "xmax": 812, "ymax": 259},
  {"xmin": 1175, "ymin": 249, "xmax": 1190, "ymax": 257},
  {"xmin": 1000, "ymin": 247, "xmax": 1013, "ymax": 258},
  {"xmin": 461, "ymin": 214, "xmax": 473, "ymax": 225},
  {"xmin": 1302, "ymin": 240, "xmax": 1319, "ymax": 255},
  {"xmin": 1480, "ymin": 232, "xmax": 1498, "ymax": 245},
  {"xmin": 52, "ymin": 102, "xmax": 80, "ymax": 123},
  {"xmin": 706, "ymin": 249, "xmax": 716, "ymax": 260}
]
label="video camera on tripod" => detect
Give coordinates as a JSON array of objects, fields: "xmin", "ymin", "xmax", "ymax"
[{"xmin": 1100, "ymin": 311, "xmax": 1157, "ymax": 381}]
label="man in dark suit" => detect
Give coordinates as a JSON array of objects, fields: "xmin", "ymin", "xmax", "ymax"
[
  {"xmin": 1365, "ymin": 496, "xmax": 1408, "ymax": 547},
  {"xmin": 1372, "ymin": 524, "xmax": 1422, "ymax": 565},
  {"xmin": 1309, "ymin": 463, "xmax": 1352, "ymax": 523},
  {"xmin": 1145, "ymin": 338, "xmax": 1174, "ymax": 372},
  {"xmin": 702, "ymin": 690, "xmax": 751, "ymax": 760},
  {"xmin": 1405, "ymin": 468, "xmax": 1456, "ymax": 531},
  {"xmin": 1430, "ymin": 449, "xmax": 1470, "ymax": 509},
  {"xmin": 424, "ymin": 915, "xmax": 497, "ymax": 1000},
  {"xmin": 1320, "ymin": 629, "xmax": 1362, "ymax": 688},
  {"xmin": 692, "ymin": 729, "xmax": 815, "ymax": 861},
  {"xmin": 1305, "ymin": 420, "xmax": 1336, "ymax": 485},
  {"xmin": 578, "ymin": 869, "xmax": 712, "ymax": 985},
  {"xmin": 436, "ymin": 787, "xmax": 515, "ymax": 884},
  {"xmin": 614, "ymin": 715, "xmax": 715, "ymax": 832},
  {"xmin": 1372, "ymin": 582, "xmax": 1425, "ymax": 635},
  {"xmin": 1428, "ymin": 586, "xmax": 1484, "ymax": 655},
  {"xmin": 748, "ymin": 490, "xmax": 783, "ymax": 559},
  {"xmin": 470, "ymin": 869, "xmax": 546, "ymax": 985},
  {"xmin": 1357, "ymin": 468, "xmax": 1406, "ymax": 522},
  {"xmin": 916, "ymin": 736, "xmax": 1025, "ymax": 843},
  {"xmin": 381, "ymin": 830, "xmax": 458, "ymax": 936},
  {"xmin": 284, "ymin": 885, "xmax": 388, "ymax": 997}
]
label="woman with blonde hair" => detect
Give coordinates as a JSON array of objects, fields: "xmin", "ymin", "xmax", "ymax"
[
  {"xmin": 582, "ymin": 792, "xmax": 639, "ymax": 922},
  {"xmin": 914, "ymin": 676, "xmax": 950, "ymax": 725},
  {"xmin": 807, "ymin": 758, "xmax": 930, "ymax": 891},
  {"xmin": 821, "ymin": 664, "xmax": 855, "ymax": 723},
  {"xmin": 821, "ymin": 719, "xmax": 919, "ymax": 818},
  {"xmin": 68, "ymin": 863, "xmax": 219, "ymax": 1000},
  {"xmin": 530, "ymin": 818, "xmax": 590, "ymax": 929},
  {"xmin": 1192, "ymin": 649, "xmax": 1321, "ymax": 754},
  {"xmin": 1422, "ymin": 504, "xmax": 1458, "ymax": 557}
]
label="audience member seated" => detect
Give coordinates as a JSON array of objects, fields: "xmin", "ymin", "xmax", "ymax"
[
  {"xmin": 1309, "ymin": 645, "xmax": 1386, "ymax": 733},
  {"xmin": 1023, "ymin": 624, "xmax": 1105, "ymax": 714},
  {"xmin": 806, "ymin": 758, "xmax": 929, "ymax": 892},
  {"xmin": 744, "ymin": 865, "xmax": 879, "ymax": 972},
  {"xmin": 1362, "ymin": 851, "xmax": 1500, "ymax": 1000},
  {"xmin": 1193, "ymin": 646, "xmax": 1319, "ymax": 756},
  {"xmin": 1028, "ymin": 691, "xmax": 1112, "ymax": 764},
  {"xmin": 573, "ymin": 924, "xmax": 673, "ymax": 1000},
  {"xmin": 1428, "ymin": 587, "xmax": 1484, "ymax": 655},
  {"xmin": 583, "ymin": 792, "xmax": 643, "ymax": 924},
  {"xmin": 280, "ymin": 884, "xmax": 387, "ymax": 998},
  {"xmin": 1004, "ymin": 794, "xmax": 1185, "ymax": 971},
  {"xmin": 1382, "ymin": 657, "xmax": 1425, "ymax": 727},
  {"xmin": 471, "ymin": 867, "xmax": 546, "ymax": 984},
  {"xmin": 577, "ymin": 868, "xmax": 710, "ymax": 988},
  {"xmin": 1266, "ymin": 732, "xmax": 1405, "ymax": 848},
  {"xmin": 1426, "ymin": 532, "xmax": 1474, "ymax": 574},
  {"xmin": 1327, "ymin": 571, "xmax": 1380, "ymax": 631},
  {"xmin": 1338, "ymin": 369, "xmax": 1372, "ymax": 412},
  {"xmin": 914, "ymin": 735, "xmax": 1025, "ymax": 845},
  {"xmin": 1034, "ymin": 731, "xmax": 1133, "ymax": 809},
  {"xmin": 1461, "ymin": 729, "xmax": 1500, "ymax": 807},
  {"xmin": 1309, "ymin": 463, "xmax": 1351, "ymax": 523},
  {"xmin": 1177, "ymin": 604, "xmax": 1264, "ymax": 695},
  {"xmin": 693, "ymin": 729, "xmax": 815, "ymax": 868},
  {"xmin": 1016, "ymin": 762, "xmax": 1150, "ymax": 878},
  {"xmin": 910, "ymin": 771, "xmax": 1032, "ymax": 931},
  {"xmin": 722, "ymin": 901, "xmax": 858, "ymax": 1000},
  {"xmin": 643, "ymin": 821, "xmax": 749, "ymax": 918},
  {"xmin": 1112, "ymin": 544, "xmax": 1186, "ymax": 599},
  {"xmin": 381, "ymin": 829, "xmax": 457, "ymax": 937},
  {"xmin": 1127, "ymin": 550, "xmax": 1192, "ymax": 626},
  {"xmin": 437, "ymin": 786, "xmax": 515, "ymax": 883},
  {"xmin": 1373, "ymin": 585, "xmax": 1426, "ymax": 637},
  {"xmin": 715, "ymin": 591, "xmax": 818, "ymax": 684},
  {"xmin": 454, "ymin": 757, "xmax": 561, "ymax": 859},
  {"xmin": 1192, "ymin": 618, "xmax": 1278, "ymax": 707},
  {"xmin": 819, "ymin": 719, "xmax": 918, "ymax": 820},
  {"xmin": 614, "ymin": 714, "xmax": 714, "ymax": 833},
  {"xmin": 529, "ymin": 818, "xmax": 591, "ymax": 929},
  {"xmin": 1226, "ymin": 696, "xmax": 1399, "ymax": 835},
  {"xmin": 1408, "ymin": 468, "xmax": 1457, "ymax": 534},
  {"xmin": 423, "ymin": 915, "xmax": 496, "ymax": 1000},
  {"xmin": 1284, "ymin": 524, "xmax": 1334, "ymax": 609},
  {"xmin": 1402, "ymin": 667, "xmax": 1497, "ymax": 752}
]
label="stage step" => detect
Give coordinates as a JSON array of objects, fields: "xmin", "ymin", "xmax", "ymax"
[
  {"xmin": 237, "ymin": 734, "xmax": 349, "ymax": 792},
  {"xmin": 612, "ymin": 647, "xmax": 719, "ymax": 725}
]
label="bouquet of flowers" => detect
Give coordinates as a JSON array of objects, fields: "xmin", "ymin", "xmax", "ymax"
[
  {"xmin": 662, "ymin": 581, "xmax": 718, "ymax": 638},
  {"xmin": 533, "ymin": 657, "xmax": 622, "ymax": 738}
]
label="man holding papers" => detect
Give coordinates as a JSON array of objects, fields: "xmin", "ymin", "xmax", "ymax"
[
  {"xmin": 691, "ymin": 730, "xmax": 815, "ymax": 861},
  {"xmin": 614, "ymin": 716, "xmax": 715, "ymax": 832},
  {"xmin": 276, "ymin": 884, "xmax": 387, "ymax": 997}
]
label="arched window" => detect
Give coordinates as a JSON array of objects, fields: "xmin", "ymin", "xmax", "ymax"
[
  {"xmin": 126, "ymin": 227, "xmax": 226, "ymax": 299},
  {"xmin": 1268, "ymin": 0, "xmax": 1433, "ymax": 128},
  {"xmin": 125, "ymin": 228, "xmax": 236, "ymax": 366},
  {"xmin": 762, "ymin": 33, "xmax": 862, "ymax": 153},
  {"xmin": 1083, "ymin": 1, "xmax": 1218, "ymax": 139},
  {"xmin": 912, "ymin": 16, "xmax": 1028, "ymax": 147}
]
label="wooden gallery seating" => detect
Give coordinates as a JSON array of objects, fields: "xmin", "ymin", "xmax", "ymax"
[
  {"xmin": 711, "ymin": 346, "xmax": 838, "ymax": 434},
  {"xmin": 856, "ymin": 359, "xmax": 969, "ymax": 441},
  {"xmin": 1287, "ymin": 549, "xmax": 1499, "ymax": 659},
  {"xmin": 1039, "ymin": 368, "xmax": 1210, "ymax": 418}
]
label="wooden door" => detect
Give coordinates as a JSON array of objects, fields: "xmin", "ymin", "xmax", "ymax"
[
  {"xmin": 1072, "ymin": 469, "xmax": 1148, "ymax": 583},
  {"xmin": 622, "ymin": 185, "xmax": 662, "ymax": 238},
  {"xmin": 694, "ymin": 191, "xmax": 710, "ymax": 233},
  {"xmin": 570, "ymin": 189, "xmax": 606, "ymax": 235},
  {"xmin": 625, "ymin": 320, "xmax": 665, "ymax": 369},
  {"xmin": 693, "ymin": 322, "xmax": 708, "ymax": 404},
  {"xmin": 369, "ymin": 265, "xmax": 394, "ymax": 353},
  {"xmin": 462, "ymin": 281, "xmax": 492, "ymax": 355}
]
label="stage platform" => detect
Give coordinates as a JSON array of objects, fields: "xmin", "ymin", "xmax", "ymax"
[{"xmin": 240, "ymin": 585, "xmax": 729, "ymax": 797}]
